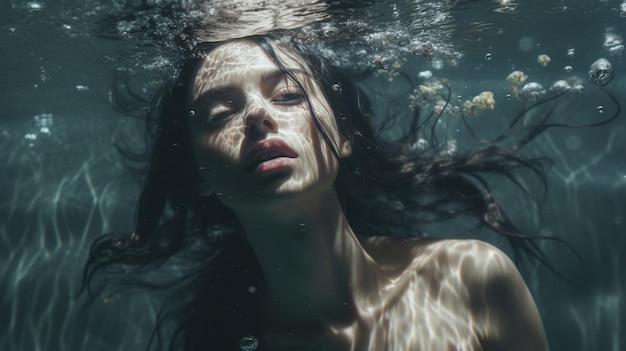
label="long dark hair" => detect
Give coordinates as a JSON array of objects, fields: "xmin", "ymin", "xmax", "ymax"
[{"xmin": 81, "ymin": 33, "xmax": 617, "ymax": 350}]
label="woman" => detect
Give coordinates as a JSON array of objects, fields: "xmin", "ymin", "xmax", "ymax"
[{"xmin": 84, "ymin": 33, "xmax": 550, "ymax": 350}]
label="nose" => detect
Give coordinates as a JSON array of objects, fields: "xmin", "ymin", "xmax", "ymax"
[{"xmin": 244, "ymin": 95, "xmax": 278, "ymax": 140}]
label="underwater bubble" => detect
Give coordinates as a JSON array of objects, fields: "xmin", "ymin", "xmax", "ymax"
[
  {"xmin": 505, "ymin": 94, "xmax": 512, "ymax": 101},
  {"xmin": 588, "ymin": 58, "xmax": 614, "ymax": 86},
  {"xmin": 537, "ymin": 54, "xmax": 551, "ymax": 66},
  {"xmin": 550, "ymin": 80, "xmax": 570, "ymax": 94},
  {"xmin": 411, "ymin": 41, "xmax": 435, "ymax": 60},
  {"xmin": 376, "ymin": 56, "xmax": 392, "ymax": 70},
  {"xmin": 412, "ymin": 138, "xmax": 429, "ymax": 151},
  {"xmin": 418, "ymin": 70, "xmax": 432, "ymax": 79},
  {"xmin": 567, "ymin": 48, "xmax": 575, "ymax": 57},
  {"xmin": 248, "ymin": 286, "xmax": 257, "ymax": 294},
  {"xmin": 431, "ymin": 60, "xmax": 444, "ymax": 70},
  {"xmin": 322, "ymin": 25, "xmax": 339, "ymax": 38},
  {"xmin": 597, "ymin": 105, "xmax": 604, "ymax": 113},
  {"xmin": 609, "ymin": 45, "xmax": 624, "ymax": 57},
  {"xmin": 238, "ymin": 335, "xmax": 259, "ymax": 351},
  {"xmin": 24, "ymin": 133, "xmax": 37, "ymax": 141},
  {"xmin": 563, "ymin": 65, "xmax": 573, "ymax": 73},
  {"xmin": 621, "ymin": 2, "xmax": 626, "ymax": 17},
  {"xmin": 519, "ymin": 82, "xmax": 546, "ymax": 102},
  {"xmin": 75, "ymin": 85, "xmax": 89, "ymax": 91},
  {"xmin": 35, "ymin": 113, "xmax": 53, "ymax": 127},
  {"xmin": 27, "ymin": 2, "xmax": 43, "ymax": 10},
  {"xmin": 603, "ymin": 33, "xmax": 622, "ymax": 50},
  {"xmin": 569, "ymin": 84, "xmax": 584, "ymax": 95},
  {"xmin": 394, "ymin": 32, "xmax": 410, "ymax": 47},
  {"xmin": 331, "ymin": 83, "xmax": 341, "ymax": 92},
  {"xmin": 129, "ymin": 232, "xmax": 140, "ymax": 242},
  {"xmin": 188, "ymin": 110, "xmax": 196, "ymax": 116},
  {"xmin": 485, "ymin": 53, "xmax": 492, "ymax": 61}
]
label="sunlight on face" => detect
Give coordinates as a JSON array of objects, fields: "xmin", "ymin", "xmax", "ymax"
[{"xmin": 188, "ymin": 39, "xmax": 351, "ymax": 211}]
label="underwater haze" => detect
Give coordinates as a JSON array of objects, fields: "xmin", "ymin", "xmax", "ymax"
[{"xmin": 1, "ymin": 0, "xmax": 625, "ymax": 350}]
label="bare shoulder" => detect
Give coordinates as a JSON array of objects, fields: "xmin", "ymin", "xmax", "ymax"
[
  {"xmin": 410, "ymin": 239, "xmax": 549, "ymax": 351},
  {"xmin": 361, "ymin": 237, "xmax": 548, "ymax": 350}
]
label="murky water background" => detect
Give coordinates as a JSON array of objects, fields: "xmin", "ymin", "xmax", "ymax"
[{"xmin": 1, "ymin": 0, "xmax": 625, "ymax": 350}]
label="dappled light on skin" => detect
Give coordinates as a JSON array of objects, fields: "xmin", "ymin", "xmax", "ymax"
[
  {"xmin": 263, "ymin": 239, "xmax": 517, "ymax": 350},
  {"xmin": 183, "ymin": 39, "xmax": 547, "ymax": 351},
  {"xmin": 189, "ymin": 40, "xmax": 348, "ymax": 211}
]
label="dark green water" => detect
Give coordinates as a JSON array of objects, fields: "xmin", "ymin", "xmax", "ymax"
[{"xmin": 1, "ymin": 0, "xmax": 624, "ymax": 350}]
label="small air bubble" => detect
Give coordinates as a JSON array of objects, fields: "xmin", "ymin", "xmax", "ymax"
[
  {"xmin": 376, "ymin": 56, "xmax": 392, "ymax": 70},
  {"xmin": 248, "ymin": 286, "xmax": 257, "ymax": 293},
  {"xmin": 563, "ymin": 65, "xmax": 573, "ymax": 73},
  {"xmin": 597, "ymin": 105, "xmax": 604, "ymax": 113},
  {"xmin": 588, "ymin": 58, "xmax": 614, "ymax": 86},
  {"xmin": 609, "ymin": 45, "xmax": 624, "ymax": 57},
  {"xmin": 188, "ymin": 110, "xmax": 196, "ymax": 116},
  {"xmin": 485, "ymin": 53, "xmax": 492, "ymax": 60},
  {"xmin": 238, "ymin": 335, "xmax": 259, "ymax": 351},
  {"xmin": 567, "ymin": 48, "xmax": 575, "ymax": 57},
  {"xmin": 322, "ymin": 25, "xmax": 338, "ymax": 37},
  {"xmin": 331, "ymin": 83, "xmax": 341, "ymax": 92},
  {"xmin": 505, "ymin": 94, "xmax": 512, "ymax": 100}
]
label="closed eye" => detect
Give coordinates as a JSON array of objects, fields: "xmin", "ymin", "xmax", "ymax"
[
  {"xmin": 272, "ymin": 88, "xmax": 305, "ymax": 105},
  {"xmin": 203, "ymin": 102, "xmax": 239, "ymax": 127}
]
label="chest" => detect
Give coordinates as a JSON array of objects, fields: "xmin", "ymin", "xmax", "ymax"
[
  {"xmin": 355, "ymin": 291, "xmax": 483, "ymax": 351},
  {"xmin": 265, "ymin": 293, "xmax": 483, "ymax": 351}
]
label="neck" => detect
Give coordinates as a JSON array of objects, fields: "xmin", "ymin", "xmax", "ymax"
[{"xmin": 234, "ymin": 189, "xmax": 382, "ymax": 331}]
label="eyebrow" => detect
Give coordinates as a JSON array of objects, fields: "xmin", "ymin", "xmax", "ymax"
[
  {"xmin": 194, "ymin": 68, "xmax": 311, "ymax": 104},
  {"xmin": 261, "ymin": 68, "xmax": 310, "ymax": 82}
]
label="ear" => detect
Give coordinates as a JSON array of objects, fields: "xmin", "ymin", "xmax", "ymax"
[{"xmin": 338, "ymin": 138, "xmax": 352, "ymax": 158}]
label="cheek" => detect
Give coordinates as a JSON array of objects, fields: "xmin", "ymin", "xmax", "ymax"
[{"xmin": 191, "ymin": 124, "xmax": 244, "ymax": 177}]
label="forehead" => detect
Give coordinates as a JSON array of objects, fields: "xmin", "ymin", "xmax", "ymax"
[{"xmin": 192, "ymin": 40, "xmax": 309, "ymax": 100}]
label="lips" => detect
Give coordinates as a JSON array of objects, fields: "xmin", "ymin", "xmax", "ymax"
[{"xmin": 245, "ymin": 139, "xmax": 298, "ymax": 172}]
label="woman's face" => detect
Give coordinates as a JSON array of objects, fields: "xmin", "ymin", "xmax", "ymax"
[{"xmin": 188, "ymin": 40, "xmax": 351, "ymax": 211}]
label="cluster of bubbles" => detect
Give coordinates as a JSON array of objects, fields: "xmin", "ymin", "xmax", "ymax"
[
  {"xmin": 461, "ymin": 92, "xmax": 495, "ymax": 116},
  {"xmin": 603, "ymin": 30, "xmax": 625, "ymax": 57},
  {"xmin": 505, "ymin": 66, "xmax": 587, "ymax": 103},
  {"xmin": 23, "ymin": 114, "xmax": 53, "ymax": 147},
  {"xmin": 302, "ymin": 23, "xmax": 462, "ymax": 73},
  {"xmin": 408, "ymin": 73, "xmax": 495, "ymax": 118},
  {"xmin": 84, "ymin": 0, "xmax": 464, "ymax": 78}
]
